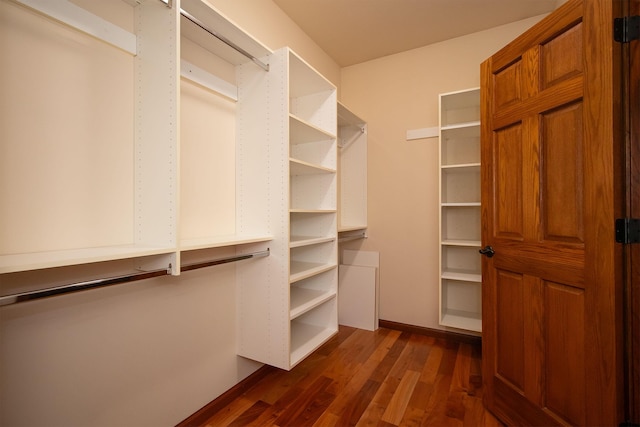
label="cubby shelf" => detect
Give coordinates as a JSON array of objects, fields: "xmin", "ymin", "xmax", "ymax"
[
  {"xmin": 290, "ymin": 287, "xmax": 335, "ymax": 319},
  {"xmin": 438, "ymin": 88, "xmax": 482, "ymax": 334},
  {"xmin": 290, "ymin": 262, "xmax": 337, "ymax": 283}
]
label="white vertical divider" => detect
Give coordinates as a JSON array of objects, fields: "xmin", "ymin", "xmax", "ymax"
[
  {"xmin": 236, "ymin": 48, "xmax": 290, "ymax": 369},
  {"xmin": 134, "ymin": 0, "xmax": 180, "ymax": 274}
]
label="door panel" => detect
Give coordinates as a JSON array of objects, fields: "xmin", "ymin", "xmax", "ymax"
[
  {"xmin": 541, "ymin": 101, "xmax": 584, "ymax": 243},
  {"xmin": 495, "ymin": 270, "xmax": 524, "ymax": 391},
  {"xmin": 540, "ymin": 22, "xmax": 583, "ymax": 89},
  {"xmin": 495, "ymin": 124, "xmax": 523, "ymax": 239},
  {"xmin": 545, "ymin": 282, "xmax": 585, "ymax": 426},
  {"xmin": 481, "ymin": 0, "xmax": 624, "ymax": 425}
]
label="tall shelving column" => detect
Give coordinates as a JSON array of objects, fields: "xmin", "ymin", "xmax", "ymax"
[
  {"xmin": 236, "ymin": 47, "xmax": 338, "ymax": 370},
  {"xmin": 288, "ymin": 49, "xmax": 338, "ymax": 368},
  {"xmin": 438, "ymin": 88, "xmax": 482, "ymax": 333}
]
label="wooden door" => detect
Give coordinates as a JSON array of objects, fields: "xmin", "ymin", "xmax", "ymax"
[{"xmin": 480, "ymin": 0, "xmax": 625, "ymax": 425}]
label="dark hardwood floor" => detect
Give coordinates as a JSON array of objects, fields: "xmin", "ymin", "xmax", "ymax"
[{"xmin": 180, "ymin": 326, "xmax": 503, "ymax": 426}]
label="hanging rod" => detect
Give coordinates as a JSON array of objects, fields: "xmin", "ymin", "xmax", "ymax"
[
  {"xmin": 180, "ymin": 9, "xmax": 269, "ymax": 72},
  {"xmin": 0, "ymin": 249, "xmax": 270, "ymax": 307},
  {"xmin": 339, "ymin": 127, "xmax": 366, "ymax": 149},
  {"xmin": 180, "ymin": 249, "xmax": 269, "ymax": 272},
  {"xmin": 338, "ymin": 231, "xmax": 367, "ymax": 243},
  {"xmin": 0, "ymin": 266, "xmax": 171, "ymax": 307}
]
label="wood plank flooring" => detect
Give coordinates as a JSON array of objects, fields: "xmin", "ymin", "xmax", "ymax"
[{"xmin": 182, "ymin": 326, "xmax": 503, "ymax": 426}]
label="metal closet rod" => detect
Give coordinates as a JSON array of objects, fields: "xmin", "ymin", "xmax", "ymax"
[
  {"xmin": 0, "ymin": 249, "xmax": 270, "ymax": 307},
  {"xmin": 180, "ymin": 9, "xmax": 270, "ymax": 72},
  {"xmin": 338, "ymin": 231, "xmax": 367, "ymax": 243}
]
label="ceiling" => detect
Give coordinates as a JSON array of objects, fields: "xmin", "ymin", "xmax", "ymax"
[{"xmin": 272, "ymin": 0, "xmax": 563, "ymax": 67}]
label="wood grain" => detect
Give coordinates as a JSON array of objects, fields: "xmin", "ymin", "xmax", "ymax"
[{"xmin": 178, "ymin": 326, "xmax": 502, "ymax": 427}]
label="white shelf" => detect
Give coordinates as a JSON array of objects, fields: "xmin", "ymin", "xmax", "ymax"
[
  {"xmin": 0, "ymin": 245, "xmax": 175, "ymax": 275},
  {"xmin": 290, "ymin": 114, "xmax": 336, "ymax": 143},
  {"xmin": 180, "ymin": 234, "xmax": 273, "ymax": 251},
  {"xmin": 441, "ymin": 310, "xmax": 482, "ymax": 333},
  {"xmin": 338, "ymin": 225, "xmax": 368, "ymax": 233},
  {"xmin": 441, "ymin": 239, "xmax": 481, "ymax": 247},
  {"xmin": 290, "ymin": 321, "xmax": 337, "ymax": 367},
  {"xmin": 290, "ymin": 209, "xmax": 337, "ymax": 214},
  {"xmin": 442, "ymin": 202, "xmax": 481, "ymax": 207},
  {"xmin": 289, "ymin": 287, "xmax": 336, "ymax": 319},
  {"xmin": 441, "ymin": 270, "xmax": 481, "ymax": 282},
  {"xmin": 290, "ymin": 158, "xmax": 336, "ymax": 175},
  {"xmin": 290, "ymin": 261, "xmax": 337, "ymax": 283},
  {"xmin": 290, "ymin": 236, "xmax": 336, "ymax": 248}
]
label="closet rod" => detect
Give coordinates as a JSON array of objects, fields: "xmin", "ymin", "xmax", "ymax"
[
  {"xmin": 0, "ymin": 267, "xmax": 170, "ymax": 307},
  {"xmin": 0, "ymin": 249, "xmax": 270, "ymax": 307},
  {"xmin": 338, "ymin": 232, "xmax": 367, "ymax": 243},
  {"xmin": 339, "ymin": 127, "xmax": 365, "ymax": 149},
  {"xmin": 180, "ymin": 9, "xmax": 270, "ymax": 72},
  {"xmin": 180, "ymin": 249, "xmax": 269, "ymax": 272}
]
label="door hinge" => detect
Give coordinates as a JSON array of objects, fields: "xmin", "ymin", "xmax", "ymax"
[
  {"xmin": 615, "ymin": 218, "xmax": 640, "ymax": 244},
  {"xmin": 614, "ymin": 16, "xmax": 640, "ymax": 43}
]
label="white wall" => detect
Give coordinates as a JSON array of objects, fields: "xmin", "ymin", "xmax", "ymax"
[{"xmin": 339, "ymin": 15, "xmax": 548, "ymax": 331}]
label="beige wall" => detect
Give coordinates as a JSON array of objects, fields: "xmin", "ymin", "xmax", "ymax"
[{"xmin": 339, "ymin": 15, "xmax": 547, "ymax": 331}]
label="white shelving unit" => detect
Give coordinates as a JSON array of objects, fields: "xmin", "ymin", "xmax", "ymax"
[
  {"xmin": 2, "ymin": 0, "xmax": 338, "ymax": 371},
  {"xmin": 438, "ymin": 88, "xmax": 482, "ymax": 333},
  {"xmin": 179, "ymin": 0, "xmax": 273, "ymax": 262},
  {"xmin": 337, "ymin": 103, "xmax": 368, "ymax": 235},
  {"xmin": 1, "ymin": 0, "xmax": 276, "ymax": 277},
  {"xmin": 0, "ymin": 0, "xmax": 180, "ymax": 275},
  {"xmin": 236, "ymin": 47, "xmax": 338, "ymax": 370}
]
